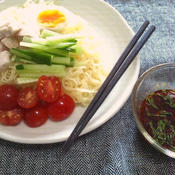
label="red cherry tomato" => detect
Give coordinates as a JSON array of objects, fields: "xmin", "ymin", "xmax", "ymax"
[
  {"xmin": 0, "ymin": 85, "xmax": 19, "ymax": 110},
  {"xmin": 37, "ymin": 76, "xmax": 61, "ymax": 103},
  {"xmin": 48, "ymin": 94, "xmax": 75, "ymax": 121},
  {"xmin": 40, "ymin": 100, "xmax": 49, "ymax": 108},
  {"xmin": 0, "ymin": 108, "xmax": 24, "ymax": 126},
  {"xmin": 17, "ymin": 87, "xmax": 39, "ymax": 109},
  {"xmin": 24, "ymin": 106, "xmax": 48, "ymax": 127},
  {"xmin": 60, "ymin": 87, "xmax": 64, "ymax": 97}
]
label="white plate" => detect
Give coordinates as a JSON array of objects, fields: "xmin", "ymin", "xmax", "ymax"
[{"xmin": 0, "ymin": 0, "xmax": 140, "ymax": 144}]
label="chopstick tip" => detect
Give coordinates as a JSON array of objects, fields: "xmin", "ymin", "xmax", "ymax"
[
  {"xmin": 150, "ymin": 25, "xmax": 156, "ymax": 31},
  {"xmin": 144, "ymin": 20, "xmax": 150, "ymax": 25}
]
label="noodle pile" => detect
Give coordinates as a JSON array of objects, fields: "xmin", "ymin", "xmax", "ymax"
[{"xmin": 62, "ymin": 51, "xmax": 106, "ymax": 106}]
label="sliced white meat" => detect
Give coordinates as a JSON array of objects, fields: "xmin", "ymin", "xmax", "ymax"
[
  {"xmin": 0, "ymin": 42, "xmax": 6, "ymax": 52},
  {"xmin": 0, "ymin": 51, "xmax": 10, "ymax": 71},
  {"xmin": 1, "ymin": 37, "xmax": 19, "ymax": 49},
  {"xmin": 0, "ymin": 22, "xmax": 11, "ymax": 39},
  {"xmin": 0, "ymin": 21, "xmax": 21, "ymax": 39}
]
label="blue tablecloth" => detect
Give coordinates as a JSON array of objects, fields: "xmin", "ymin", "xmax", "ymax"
[{"xmin": 0, "ymin": 0, "xmax": 175, "ymax": 174}]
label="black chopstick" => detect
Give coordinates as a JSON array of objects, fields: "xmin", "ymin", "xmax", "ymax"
[{"xmin": 63, "ymin": 21, "xmax": 155, "ymax": 151}]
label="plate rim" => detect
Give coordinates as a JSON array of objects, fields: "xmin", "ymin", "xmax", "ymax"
[{"xmin": 0, "ymin": 0, "xmax": 140, "ymax": 144}]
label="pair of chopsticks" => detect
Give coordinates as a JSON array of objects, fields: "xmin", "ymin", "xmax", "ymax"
[{"xmin": 63, "ymin": 20, "xmax": 155, "ymax": 151}]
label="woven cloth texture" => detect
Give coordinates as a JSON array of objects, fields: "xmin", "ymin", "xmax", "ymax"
[{"xmin": 0, "ymin": 0, "xmax": 175, "ymax": 174}]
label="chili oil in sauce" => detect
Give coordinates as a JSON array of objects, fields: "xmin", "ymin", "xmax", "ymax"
[{"xmin": 139, "ymin": 89, "xmax": 175, "ymax": 151}]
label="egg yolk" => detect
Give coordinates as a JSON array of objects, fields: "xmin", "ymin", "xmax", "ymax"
[{"xmin": 37, "ymin": 9, "xmax": 66, "ymax": 28}]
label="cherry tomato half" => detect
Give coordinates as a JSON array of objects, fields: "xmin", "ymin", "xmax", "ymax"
[
  {"xmin": 0, "ymin": 85, "xmax": 19, "ymax": 110},
  {"xmin": 37, "ymin": 76, "xmax": 61, "ymax": 103},
  {"xmin": 0, "ymin": 108, "xmax": 24, "ymax": 126},
  {"xmin": 17, "ymin": 87, "xmax": 39, "ymax": 109},
  {"xmin": 24, "ymin": 105, "xmax": 48, "ymax": 128},
  {"xmin": 48, "ymin": 94, "xmax": 75, "ymax": 121}
]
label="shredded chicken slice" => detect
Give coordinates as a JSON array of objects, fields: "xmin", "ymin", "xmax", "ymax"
[
  {"xmin": 0, "ymin": 42, "xmax": 6, "ymax": 52},
  {"xmin": 1, "ymin": 37, "xmax": 19, "ymax": 49},
  {"xmin": 0, "ymin": 21, "xmax": 20, "ymax": 39}
]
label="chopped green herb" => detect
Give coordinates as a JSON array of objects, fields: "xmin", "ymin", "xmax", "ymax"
[
  {"xmin": 158, "ymin": 111, "xmax": 173, "ymax": 117},
  {"xmin": 149, "ymin": 119, "xmax": 175, "ymax": 151},
  {"xmin": 146, "ymin": 96, "xmax": 158, "ymax": 109},
  {"xmin": 140, "ymin": 89, "xmax": 175, "ymax": 151}
]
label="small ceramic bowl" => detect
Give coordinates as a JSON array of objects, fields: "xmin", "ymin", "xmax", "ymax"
[{"xmin": 131, "ymin": 63, "xmax": 175, "ymax": 158}]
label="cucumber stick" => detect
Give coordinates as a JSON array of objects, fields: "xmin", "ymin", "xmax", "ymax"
[
  {"xmin": 52, "ymin": 42, "xmax": 77, "ymax": 49},
  {"xmin": 10, "ymin": 48, "xmax": 32, "ymax": 60},
  {"xmin": 20, "ymin": 41, "xmax": 76, "ymax": 50},
  {"xmin": 12, "ymin": 55, "xmax": 35, "ymax": 64},
  {"xmin": 18, "ymin": 49, "xmax": 53, "ymax": 65},
  {"xmin": 22, "ymin": 35, "xmax": 77, "ymax": 49},
  {"xmin": 51, "ymin": 56, "xmax": 71, "ymax": 65},
  {"xmin": 10, "ymin": 48, "xmax": 52, "ymax": 65},
  {"xmin": 16, "ymin": 64, "xmax": 65, "ymax": 71},
  {"xmin": 16, "ymin": 64, "xmax": 66, "ymax": 78},
  {"xmin": 16, "ymin": 71, "xmax": 65, "ymax": 78},
  {"xmin": 23, "ymin": 37, "xmax": 47, "ymax": 45},
  {"xmin": 45, "ymin": 36, "xmax": 77, "ymax": 46},
  {"xmin": 20, "ymin": 42, "xmax": 69, "ymax": 56}
]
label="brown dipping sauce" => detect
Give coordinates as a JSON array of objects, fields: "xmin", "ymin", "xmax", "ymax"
[{"xmin": 138, "ymin": 89, "xmax": 175, "ymax": 151}]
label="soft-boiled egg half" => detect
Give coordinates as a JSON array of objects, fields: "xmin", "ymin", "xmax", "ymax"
[
  {"xmin": 37, "ymin": 7, "xmax": 84, "ymax": 33},
  {"xmin": 16, "ymin": 2, "xmax": 85, "ymax": 36}
]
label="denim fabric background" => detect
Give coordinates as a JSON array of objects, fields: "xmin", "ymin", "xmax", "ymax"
[{"xmin": 0, "ymin": 0, "xmax": 175, "ymax": 174}]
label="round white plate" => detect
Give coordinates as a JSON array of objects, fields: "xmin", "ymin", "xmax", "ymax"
[{"xmin": 0, "ymin": 0, "xmax": 140, "ymax": 144}]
